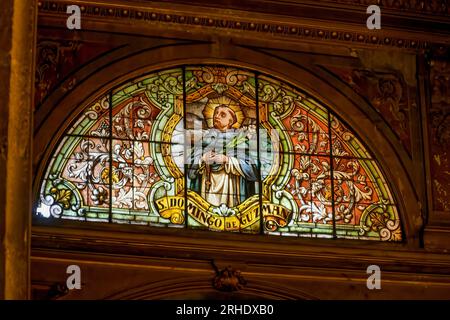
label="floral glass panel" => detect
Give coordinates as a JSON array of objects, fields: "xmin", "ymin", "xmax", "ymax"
[
  {"xmin": 258, "ymin": 75, "xmax": 401, "ymax": 241},
  {"xmin": 36, "ymin": 65, "xmax": 402, "ymax": 241},
  {"xmin": 37, "ymin": 68, "xmax": 185, "ymax": 227},
  {"xmin": 258, "ymin": 76, "xmax": 334, "ymax": 238}
]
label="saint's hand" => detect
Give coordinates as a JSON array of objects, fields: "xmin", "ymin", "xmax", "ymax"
[
  {"xmin": 210, "ymin": 154, "xmax": 228, "ymax": 164},
  {"xmin": 201, "ymin": 151, "xmax": 228, "ymax": 164},
  {"xmin": 201, "ymin": 151, "xmax": 215, "ymax": 164}
]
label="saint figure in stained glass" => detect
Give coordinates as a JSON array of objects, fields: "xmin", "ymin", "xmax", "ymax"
[{"xmin": 188, "ymin": 97, "xmax": 258, "ymax": 207}]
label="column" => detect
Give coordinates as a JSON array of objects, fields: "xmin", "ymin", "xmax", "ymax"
[{"xmin": 0, "ymin": 0, "xmax": 37, "ymax": 299}]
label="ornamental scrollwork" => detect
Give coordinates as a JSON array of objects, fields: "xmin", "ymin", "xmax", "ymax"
[
  {"xmin": 213, "ymin": 266, "xmax": 247, "ymax": 292},
  {"xmin": 429, "ymin": 60, "xmax": 450, "ymax": 212}
]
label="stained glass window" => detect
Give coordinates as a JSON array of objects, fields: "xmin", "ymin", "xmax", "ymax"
[{"xmin": 36, "ymin": 65, "xmax": 402, "ymax": 241}]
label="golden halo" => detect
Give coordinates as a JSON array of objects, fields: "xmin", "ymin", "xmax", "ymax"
[{"xmin": 203, "ymin": 96, "xmax": 245, "ymax": 129}]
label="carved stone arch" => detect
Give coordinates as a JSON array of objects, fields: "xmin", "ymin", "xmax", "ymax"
[
  {"xmin": 104, "ymin": 277, "xmax": 318, "ymax": 300},
  {"xmin": 33, "ymin": 41, "xmax": 421, "ymax": 244}
]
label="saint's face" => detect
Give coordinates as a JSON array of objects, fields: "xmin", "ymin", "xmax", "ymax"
[{"xmin": 213, "ymin": 106, "xmax": 235, "ymax": 131}]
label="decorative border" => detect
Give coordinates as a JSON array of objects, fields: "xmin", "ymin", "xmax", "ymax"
[
  {"xmin": 428, "ymin": 59, "xmax": 450, "ymax": 213},
  {"xmin": 315, "ymin": 0, "xmax": 449, "ymax": 16},
  {"xmin": 37, "ymin": 1, "xmax": 449, "ymax": 52}
]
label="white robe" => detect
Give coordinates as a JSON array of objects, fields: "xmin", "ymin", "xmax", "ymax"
[{"xmin": 199, "ymin": 157, "xmax": 245, "ymax": 207}]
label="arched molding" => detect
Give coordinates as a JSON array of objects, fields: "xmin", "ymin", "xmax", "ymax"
[
  {"xmin": 104, "ymin": 276, "xmax": 318, "ymax": 300},
  {"xmin": 33, "ymin": 41, "xmax": 421, "ymax": 245}
]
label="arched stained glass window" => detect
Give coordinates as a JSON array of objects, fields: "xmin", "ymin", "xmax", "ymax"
[{"xmin": 36, "ymin": 65, "xmax": 402, "ymax": 241}]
